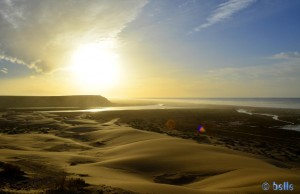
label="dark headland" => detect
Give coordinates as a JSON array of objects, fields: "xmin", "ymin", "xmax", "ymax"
[{"xmin": 0, "ymin": 95, "xmax": 111, "ymax": 108}]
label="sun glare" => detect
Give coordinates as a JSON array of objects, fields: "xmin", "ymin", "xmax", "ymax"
[{"xmin": 70, "ymin": 42, "xmax": 120, "ymax": 90}]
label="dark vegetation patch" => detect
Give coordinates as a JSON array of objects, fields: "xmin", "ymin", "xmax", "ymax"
[
  {"xmin": 0, "ymin": 126, "xmax": 51, "ymax": 134},
  {"xmin": 153, "ymin": 173, "xmax": 198, "ymax": 185},
  {"xmin": 69, "ymin": 157, "xmax": 97, "ymax": 166},
  {"xmin": 94, "ymin": 185, "xmax": 142, "ymax": 194},
  {"xmin": 65, "ymin": 126, "xmax": 100, "ymax": 133},
  {"xmin": 90, "ymin": 141, "xmax": 106, "ymax": 147},
  {"xmin": 8, "ymin": 158, "xmax": 68, "ymax": 190},
  {"xmin": 0, "ymin": 112, "xmax": 66, "ymax": 134},
  {"xmin": 0, "ymin": 162, "xmax": 28, "ymax": 187},
  {"xmin": 0, "ymin": 161, "xmax": 90, "ymax": 193},
  {"xmin": 153, "ymin": 171, "xmax": 232, "ymax": 185},
  {"xmin": 0, "ymin": 168, "xmax": 142, "ymax": 194},
  {"xmin": 45, "ymin": 177, "xmax": 89, "ymax": 194},
  {"xmin": 54, "ymin": 131, "xmax": 92, "ymax": 142},
  {"xmin": 44, "ymin": 143, "xmax": 91, "ymax": 152}
]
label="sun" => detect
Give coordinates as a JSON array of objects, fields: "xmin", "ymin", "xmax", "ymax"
[{"xmin": 70, "ymin": 42, "xmax": 120, "ymax": 89}]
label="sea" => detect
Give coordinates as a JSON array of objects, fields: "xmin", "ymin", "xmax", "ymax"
[{"xmin": 144, "ymin": 98, "xmax": 300, "ymax": 109}]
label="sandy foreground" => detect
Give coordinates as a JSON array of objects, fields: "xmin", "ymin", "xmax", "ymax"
[{"xmin": 0, "ymin": 109, "xmax": 299, "ymax": 193}]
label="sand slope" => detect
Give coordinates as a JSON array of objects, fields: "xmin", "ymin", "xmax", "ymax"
[{"xmin": 0, "ymin": 113, "xmax": 299, "ymax": 193}]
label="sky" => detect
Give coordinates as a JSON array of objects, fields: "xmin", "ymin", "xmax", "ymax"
[{"xmin": 0, "ymin": 0, "xmax": 300, "ymax": 98}]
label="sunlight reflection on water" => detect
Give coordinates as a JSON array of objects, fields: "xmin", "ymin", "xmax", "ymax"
[{"xmin": 43, "ymin": 104, "xmax": 178, "ymax": 113}]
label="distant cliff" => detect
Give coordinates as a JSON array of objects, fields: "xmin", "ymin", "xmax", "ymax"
[{"xmin": 0, "ymin": 95, "xmax": 111, "ymax": 108}]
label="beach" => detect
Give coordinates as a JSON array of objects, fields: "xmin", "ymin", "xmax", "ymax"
[{"xmin": 0, "ymin": 104, "xmax": 299, "ymax": 193}]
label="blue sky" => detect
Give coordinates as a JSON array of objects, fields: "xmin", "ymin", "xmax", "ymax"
[
  {"xmin": 123, "ymin": 0, "xmax": 300, "ymax": 68},
  {"xmin": 0, "ymin": 0, "xmax": 300, "ymax": 97}
]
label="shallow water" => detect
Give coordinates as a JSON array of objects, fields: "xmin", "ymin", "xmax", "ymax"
[
  {"xmin": 282, "ymin": 125, "xmax": 300, "ymax": 132},
  {"xmin": 236, "ymin": 109, "xmax": 299, "ymax": 132},
  {"xmin": 43, "ymin": 104, "xmax": 178, "ymax": 113},
  {"xmin": 146, "ymin": 98, "xmax": 300, "ymax": 109}
]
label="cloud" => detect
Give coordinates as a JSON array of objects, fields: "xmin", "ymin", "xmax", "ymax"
[
  {"xmin": 205, "ymin": 61, "xmax": 300, "ymax": 82},
  {"xmin": 0, "ymin": 67, "xmax": 8, "ymax": 74},
  {"xmin": 0, "ymin": 54, "xmax": 41, "ymax": 72},
  {"xmin": 270, "ymin": 51, "xmax": 300, "ymax": 60},
  {"xmin": 192, "ymin": 56, "xmax": 300, "ymax": 87},
  {"xmin": 194, "ymin": 0, "xmax": 256, "ymax": 31},
  {"xmin": 0, "ymin": 0, "xmax": 147, "ymax": 73},
  {"xmin": 190, "ymin": 60, "xmax": 300, "ymax": 97}
]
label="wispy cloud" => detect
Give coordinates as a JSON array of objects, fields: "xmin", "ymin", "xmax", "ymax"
[
  {"xmin": 194, "ymin": 0, "xmax": 256, "ymax": 31},
  {"xmin": 203, "ymin": 62, "xmax": 300, "ymax": 82},
  {"xmin": 0, "ymin": 67, "xmax": 8, "ymax": 74},
  {"xmin": 0, "ymin": 0, "xmax": 147, "ymax": 73},
  {"xmin": 0, "ymin": 54, "xmax": 42, "ymax": 72},
  {"xmin": 270, "ymin": 51, "xmax": 300, "ymax": 60},
  {"xmin": 190, "ymin": 60, "xmax": 300, "ymax": 97}
]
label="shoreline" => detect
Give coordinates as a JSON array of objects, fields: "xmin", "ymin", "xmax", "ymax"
[
  {"xmin": 4, "ymin": 102, "xmax": 300, "ymax": 133},
  {"xmin": 135, "ymin": 97, "xmax": 300, "ymax": 110},
  {"xmin": 37, "ymin": 102, "xmax": 300, "ymax": 133}
]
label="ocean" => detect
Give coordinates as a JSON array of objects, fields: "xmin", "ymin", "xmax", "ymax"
[{"xmin": 145, "ymin": 98, "xmax": 300, "ymax": 109}]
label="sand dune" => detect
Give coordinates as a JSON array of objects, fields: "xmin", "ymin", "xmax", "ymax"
[{"xmin": 0, "ymin": 111, "xmax": 299, "ymax": 193}]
